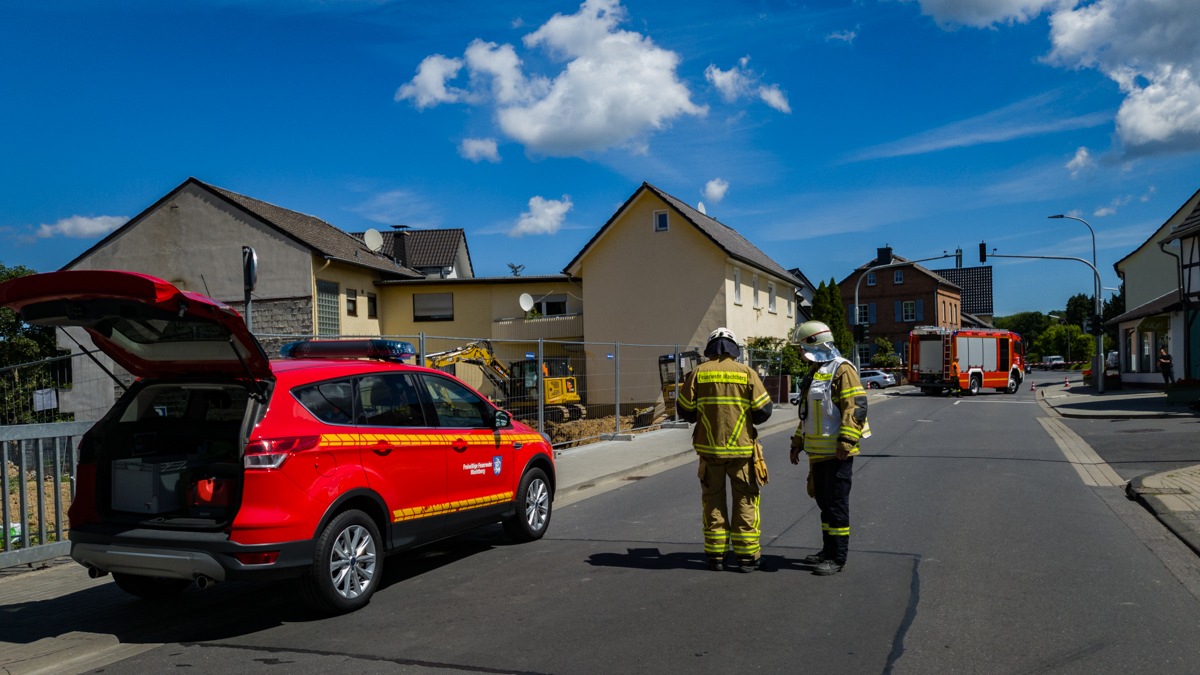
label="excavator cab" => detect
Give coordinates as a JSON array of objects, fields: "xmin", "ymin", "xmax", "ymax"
[
  {"xmin": 509, "ymin": 357, "xmax": 585, "ymax": 422},
  {"xmin": 659, "ymin": 349, "xmax": 701, "ymax": 416}
]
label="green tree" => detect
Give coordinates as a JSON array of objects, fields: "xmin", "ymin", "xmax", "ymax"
[
  {"xmin": 994, "ymin": 311, "xmax": 1054, "ymax": 348},
  {"xmin": 1033, "ymin": 323, "xmax": 1095, "ymax": 365},
  {"xmin": 1064, "ymin": 292, "xmax": 1094, "ymax": 328},
  {"xmin": 824, "ymin": 278, "xmax": 854, "ymax": 356},
  {"xmin": 869, "ymin": 337, "xmax": 902, "ymax": 368},
  {"xmin": 0, "ymin": 262, "xmax": 57, "ymax": 367}
]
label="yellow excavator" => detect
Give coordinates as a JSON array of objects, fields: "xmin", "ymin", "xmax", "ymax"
[
  {"xmin": 424, "ymin": 341, "xmax": 585, "ymax": 422},
  {"xmin": 659, "ymin": 349, "xmax": 701, "ymax": 417}
]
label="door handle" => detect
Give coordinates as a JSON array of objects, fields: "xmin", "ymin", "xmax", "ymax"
[
  {"xmin": 372, "ymin": 440, "xmax": 393, "ymax": 456},
  {"xmin": 452, "ymin": 439, "xmax": 469, "ymax": 452}
]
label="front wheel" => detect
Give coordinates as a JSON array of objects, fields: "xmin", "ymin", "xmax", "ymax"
[
  {"xmin": 867, "ymin": 381, "xmax": 880, "ymax": 389},
  {"xmin": 1004, "ymin": 374, "xmax": 1019, "ymax": 394},
  {"xmin": 967, "ymin": 377, "xmax": 982, "ymax": 396},
  {"xmin": 112, "ymin": 573, "xmax": 191, "ymax": 600},
  {"xmin": 301, "ymin": 509, "xmax": 382, "ymax": 614},
  {"xmin": 504, "ymin": 468, "xmax": 552, "ymax": 542}
]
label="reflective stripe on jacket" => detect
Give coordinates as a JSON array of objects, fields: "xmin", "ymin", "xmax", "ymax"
[
  {"xmin": 797, "ymin": 357, "xmax": 871, "ymax": 459},
  {"xmin": 678, "ymin": 357, "xmax": 772, "ymax": 458}
]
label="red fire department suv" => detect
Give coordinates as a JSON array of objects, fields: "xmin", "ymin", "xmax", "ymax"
[{"xmin": 0, "ymin": 270, "xmax": 556, "ymax": 614}]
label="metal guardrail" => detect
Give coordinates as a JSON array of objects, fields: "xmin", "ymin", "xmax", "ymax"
[{"xmin": 2, "ymin": 421, "xmax": 90, "ymax": 568}]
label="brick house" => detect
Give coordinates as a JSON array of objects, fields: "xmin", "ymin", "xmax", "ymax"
[{"xmin": 838, "ymin": 247, "xmax": 963, "ymax": 364}]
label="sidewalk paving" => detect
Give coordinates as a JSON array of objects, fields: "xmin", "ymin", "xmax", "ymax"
[{"xmin": 1036, "ymin": 377, "xmax": 1200, "ymax": 556}]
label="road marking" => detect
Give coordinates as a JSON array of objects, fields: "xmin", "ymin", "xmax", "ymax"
[{"xmin": 1037, "ymin": 417, "xmax": 1125, "ymax": 488}]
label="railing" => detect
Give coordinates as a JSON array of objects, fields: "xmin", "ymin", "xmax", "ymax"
[{"xmin": 2, "ymin": 421, "xmax": 90, "ymax": 567}]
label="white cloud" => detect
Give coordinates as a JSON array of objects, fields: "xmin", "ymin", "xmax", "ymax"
[
  {"xmin": 460, "ymin": 137, "xmax": 501, "ymax": 163},
  {"xmin": 917, "ymin": 0, "xmax": 1058, "ymax": 28},
  {"xmin": 398, "ymin": 0, "xmax": 705, "ymax": 157},
  {"xmin": 1046, "ymin": 0, "xmax": 1200, "ymax": 155},
  {"xmin": 703, "ymin": 178, "xmax": 729, "ymax": 203},
  {"xmin": 510, "ymin": 195, "xmax": 573, "ymax": 236},
  {"xmin": 705, "ymin": 56, "xmax": 791, "ymax": 114},
  {"xmin": 826, "ymin": 30, "xmax": 857, "ymax": 44},
  {"xmin": 35, "ymin": 215, "xmax": 126, "ymax": 239},
  {"xmin": 1066, "ymin": 146, "xmax": 1094, "ymax": 177},
  {"xmin": 395, "ymin": 54, "xmax": 468, "ymax": 109}
]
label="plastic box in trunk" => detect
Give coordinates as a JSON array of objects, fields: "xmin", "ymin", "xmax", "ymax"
[{"xmin": 111, "ymin": 457, "xmax": 189, "ymax": 514}]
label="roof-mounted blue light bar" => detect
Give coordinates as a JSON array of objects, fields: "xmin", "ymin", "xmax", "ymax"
[{"xmin": 279, "ymin": 339, "xmax": 417, "ymax": 362}]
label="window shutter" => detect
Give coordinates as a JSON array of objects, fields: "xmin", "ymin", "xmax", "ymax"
[
  {"xmin": 916, "ymin": 299, "xmax": 924, "ymax": 321},
  {"xmin": 895, "ymin": 301, "xmax": 902, "ymax": 322},
  {"xmin": 868, "ymin": 303, "xmax": 876, "ymax": 323}
]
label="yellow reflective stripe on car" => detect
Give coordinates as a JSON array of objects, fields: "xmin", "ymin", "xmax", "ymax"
[
  {"xmin": 696, "ymin": 371, "xmax": 750, "ymax": 385},
  {"xmin": 393, "ymin": 491, "xmax": 515, "ymax": 522},
  {"xmin": 344, "ymin": 433, "xmax": 543, "ymax": 446}
]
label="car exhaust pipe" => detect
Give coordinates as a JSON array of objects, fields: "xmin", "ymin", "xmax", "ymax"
[
  {"xmin": 195, "ymin": 575, "xmax": 216, "ymax": 590},
  {"xmin": 87, "ymin": 566, "xmax": 109, "ymax": 579}
]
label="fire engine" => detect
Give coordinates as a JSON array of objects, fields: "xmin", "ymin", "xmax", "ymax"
[{"xmin": 908, "ymin": 326, "xmax": 1026, "ymax": 396}]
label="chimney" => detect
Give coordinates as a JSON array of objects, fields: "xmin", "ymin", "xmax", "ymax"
[{"xmin": 877, "ymin": 246, "xmax": 893, "ymax": 266}]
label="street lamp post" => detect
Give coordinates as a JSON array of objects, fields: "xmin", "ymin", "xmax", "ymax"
[
  {"xmin": 852, "ymin": 252, "xmax": 954, "ymax": 370},
  {"xmin": 1049, "ymin": 214, "xmax": 1104, "ymax": 394}
]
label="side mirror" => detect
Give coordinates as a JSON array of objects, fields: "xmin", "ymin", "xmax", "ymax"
[{"xmin": 493, "ymin": 409, "xmax": 512, "ymax": 429}]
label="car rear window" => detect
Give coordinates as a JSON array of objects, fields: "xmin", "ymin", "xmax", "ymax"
[{"xmin": 293, "ymin": 380, "xmax": 354, "ymax": 425}]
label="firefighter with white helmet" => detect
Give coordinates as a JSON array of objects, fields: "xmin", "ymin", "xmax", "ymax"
[
  {"xmin": 677, "ymin": 327, "xmax": 773, "ymax": 572},
  {"xmin": 789, "ymin": 320, "xmax": 870, "ymax": 576}
]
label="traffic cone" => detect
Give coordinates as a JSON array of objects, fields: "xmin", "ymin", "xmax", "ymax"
[
  {"xmin": 1030, "ymin": 381, "xmax": 1037, "ymax": 392},
  {"xmin": 1064, "ymin": 377, "xmax": 1070, "ymax": 389}
]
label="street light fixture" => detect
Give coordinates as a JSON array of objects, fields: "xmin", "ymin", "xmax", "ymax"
[{"xmin": 1048, "ymin": 214, "xmax": 1104, "ymax": 394}]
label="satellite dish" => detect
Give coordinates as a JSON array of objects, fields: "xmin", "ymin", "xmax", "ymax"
[
  {"xmin": 363, "ymin": 228, "xmax": 384, "ymax": 252},
  {"xmin": 697, "ymin": 202, "xmax": 707, "ymax": 215},
  {"xmin": 519, "ymin": 293, "xmax": 534, "ymax": 312}
]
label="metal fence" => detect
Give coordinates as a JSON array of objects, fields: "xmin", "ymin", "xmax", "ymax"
[{"xmin": 2, "ymin": 421, "xmax": 88, "ymax": 567}]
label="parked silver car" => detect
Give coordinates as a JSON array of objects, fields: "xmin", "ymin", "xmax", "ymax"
[{"xmin": 859, "ymin": 369, "xmax": 897, "ymax": 389}]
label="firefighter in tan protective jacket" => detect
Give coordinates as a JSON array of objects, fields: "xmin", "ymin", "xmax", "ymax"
[
  {"xmin": 677, "ymin": 327, "xmax": 773, "ymax": 573},
  {"xmin": 788, "ymin": 320, "xmax": 870, "ymax": 576}
]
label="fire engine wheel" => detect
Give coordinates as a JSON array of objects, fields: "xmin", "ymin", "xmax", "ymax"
[
  {"xmin": 301, "ymin": 509, "xmax": 382, "ymax": 614},
  {"xmin": 504, "ymin": 468, "xmax": 552, "ymax": 543},
  {"xmin": 112, "ymin": 573, "xmax": 192, "ymax": 600},
  {"xmin": 967, "ymin": 376, "xmax": 982, "ymax": 396},
  {"xmin": 1003, "ymin": 375, "xmax": 1019, "ymax": 394}
]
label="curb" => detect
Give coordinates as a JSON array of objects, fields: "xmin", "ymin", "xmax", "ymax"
[{"xmin": 1126, "ymin": 477, "xmax": 1200, "ymax": 559}]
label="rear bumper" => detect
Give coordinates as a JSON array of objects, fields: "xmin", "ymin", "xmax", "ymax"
[{"xmin": 69, "ymin": 528, "xmax": 314, "ymax": 581}]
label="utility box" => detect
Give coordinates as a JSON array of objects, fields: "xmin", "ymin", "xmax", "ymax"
[{"xmin": 111, "ymin": 457, "xmax": 188, "ymax": 514}]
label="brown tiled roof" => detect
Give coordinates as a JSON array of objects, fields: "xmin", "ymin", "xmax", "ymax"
[
  {"xmin": 564, "ymin": 182, "xmax": 801, "ymax": 285},
  {"xmin": 199, "ymin": 180, "xmax": 424, "ymax": 279},
  {"xmin": 360, "ymin": 228, "xmax": 471, "ymax": 275}
]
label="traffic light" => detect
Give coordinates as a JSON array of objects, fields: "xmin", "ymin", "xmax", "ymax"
[
  {"xmin": 855, "ymin": 324, "xmax": 865, "ymax": 342},
  {"xmin": 979, "ymin": 242, "xmax": 987, "ymax": 263},
  {"xmin": 862, "ymin": 323, "xmax": 871, "ymax": 342},
  {"xmin": 1091, "ymin": 314, "xmax": 1105, "ymax": 335}
]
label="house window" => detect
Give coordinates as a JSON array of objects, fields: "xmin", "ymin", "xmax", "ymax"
[
  {"xmin": 787, "ymin": 292, "xmax": 794, "ymax": 318},
  {"xmin": 346, "ymin": 289, "xmax": 358, "ymax": 317},
  {"xmin": 414, "ymin": 292, "xmax": 454, "ymax": 322},
  {"xmin": 367, "ymin": 293, "xmax": 378, "ymax": 319},
  {"xmin": 733, "ymin": 268, "xmax": 742, "ymax": 305},
  {"xmin": 752, "ymin": 274, "xmax": 760, "ymax": 308},
  {"xmin": 767, "ymin": 282, "xmax": 777, "ymax": 313},
  {"xmin": 867, "ymin": 272, "xmax": 876, "ymax": 286},
  {"xmin": 316, "ymin": 280, "xmax": 340, "ymax": 336},
  {"xmin": 857, "ymin": 344, "xmax": 871, "ymax": 364},
  {"xmin": 533, "ymin": 294, "xmax": 568, "ymax": 317},
  {"xmin": 654, "ymin": 210, "xmax": 669, "ymax": 232},
  {"xmin": 857, "ymin": 305, "xmax": 870, "ymax": 325},
  {"xmin": 902, "ymin": 300, "xmax": 916, "ymax": 322},
  {"xmin": 894, "ymin": 270, "xmax": 904, "ymax": 284}
]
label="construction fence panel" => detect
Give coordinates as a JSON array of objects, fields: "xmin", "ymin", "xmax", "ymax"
[{"xmin": 2, "ymin": 422, "xmax": 89, "ymax": 568}]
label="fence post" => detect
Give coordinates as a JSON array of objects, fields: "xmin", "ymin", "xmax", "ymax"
[
  {"xmin": 17, "ymin": 439, "xmax": 28, "ymax": 548},
  {"xmin": 2, "ymin": 440, "xmax": 10, "ymax": 552},
  {"xmin": 613, "ymin": 341, "xmax": 621, "ymax": 437},
  {"xmin": 673, "ymin": 344, "xmax": 680, "ymax": 424},
  {"xmin": 36, "ymin": 438, "xmax": 46, "ymax": 547},
  {"xmin": 54, "ymin": 437, "xmax": 64, "ymax": 543},
  {"xmin": 537, "ymin": 338, "xmax": 545, "ymax": 432}
]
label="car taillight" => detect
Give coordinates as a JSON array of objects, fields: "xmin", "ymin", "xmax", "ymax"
[{"xmin": 243, "ymin": 436, "xmax": 320, "ymax": 470}]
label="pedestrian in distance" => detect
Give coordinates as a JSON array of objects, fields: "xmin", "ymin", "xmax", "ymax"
[
  {"xmin": 789, "ymin": 321, "xmax": 871, "ymax": 576},
  {"xmin": 677, "ymin": 327, "xmax": 773, "ymax": 573},
  {"xmin": 1158, "ymin": 347, "xmax": 1175, "ymax": 386}
]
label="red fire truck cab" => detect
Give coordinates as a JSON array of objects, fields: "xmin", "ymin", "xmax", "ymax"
[{"xmin": 908, "ymin": 327, "xmax": 1025, "ymax": 396}]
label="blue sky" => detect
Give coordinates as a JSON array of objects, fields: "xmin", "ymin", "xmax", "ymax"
[{"xmin": 4, "ymin": 0, "xmax": 1200, "ymax": 316}]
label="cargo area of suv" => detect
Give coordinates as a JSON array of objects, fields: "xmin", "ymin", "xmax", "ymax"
[{"xmin": 88, "ymin": 381, "xmax": 258, "ymax": 527}]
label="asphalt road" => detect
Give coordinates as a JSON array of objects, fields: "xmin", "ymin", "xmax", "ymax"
[{"xmin": 25, "ymin": 381, "xmax": 1200, "ymax": 674}]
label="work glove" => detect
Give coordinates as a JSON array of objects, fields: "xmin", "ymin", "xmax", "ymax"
[{"xmin": 789, "ymin": 435, "xmax": 804, "ymax": 465}]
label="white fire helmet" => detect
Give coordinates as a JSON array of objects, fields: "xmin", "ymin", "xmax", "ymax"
[{"xmin": 792, "ymin": 321, "xmax": 840, "ymax": 363}]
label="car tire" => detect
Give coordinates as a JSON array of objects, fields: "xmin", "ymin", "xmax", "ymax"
[
  {"xmin": 504, "ymin": 468, "xmax": 552, "ymax": 542},
  {"xmin": 867, "ymin": 381, "xmax": 880, "ymax": 389},
  {"xmin": 301, "ymin": 509, "xmax": 382, "ymax": 614},
  {"xmin": 967, "ymin": 376, "xmax": 982, "ymax": 396},
  {"xmin": 111, "ymin": 573, "xmax": 192, "ymax": 600}
]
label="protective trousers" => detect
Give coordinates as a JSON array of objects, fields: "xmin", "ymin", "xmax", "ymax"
[
  {"xmin": 812, "ymin": 457, "xmax": 853, "ymax": 564},
  {"xmin": 699, "ymin": 456, "xmax": 761, "ymax": 564}
]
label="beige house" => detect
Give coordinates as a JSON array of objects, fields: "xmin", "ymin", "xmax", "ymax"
[
  {"xmin": 564, "ymin": 182, "xmax": 802, "ymax": 405},
  {"xmin": 1110, "ymin": 188, "xmax": 1196, "ymax": 384}
]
